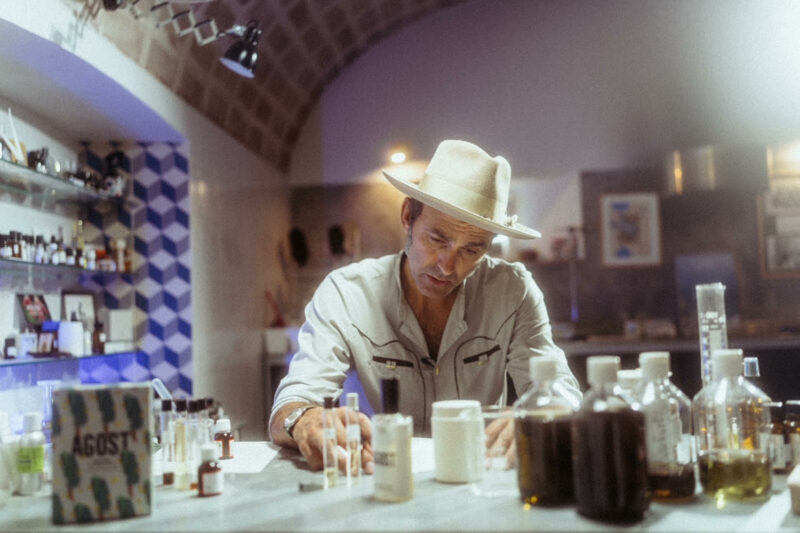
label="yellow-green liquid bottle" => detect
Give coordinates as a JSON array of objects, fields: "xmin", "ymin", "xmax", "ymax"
[{"xmin": 692, "ymin": 349, "xmax": 772, "ymax": 502}]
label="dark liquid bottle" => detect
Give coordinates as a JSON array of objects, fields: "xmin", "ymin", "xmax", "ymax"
[
  {"xmin": 515, "ymin": 415, "xmax": 574, "ymax": 505},
  {"xmin": 513, "ymin": 355, "xmax": 580, "ymax": 506},
  {"xmin": 572, "ymin": 356, "xmax": 649, "ymax": 523}
]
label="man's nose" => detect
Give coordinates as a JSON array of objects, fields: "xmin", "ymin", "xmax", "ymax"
[{"xmin": 437, "ymin": 248, "xmax": 457, "ymax": 275}]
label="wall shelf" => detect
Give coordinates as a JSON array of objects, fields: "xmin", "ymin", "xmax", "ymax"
[{"xmin": 0, "ymin": 158, "xmax": 119, "ymax": 206}]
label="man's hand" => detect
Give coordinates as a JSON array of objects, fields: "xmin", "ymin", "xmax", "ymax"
[
  {"xmin": 271, "ymin": 403, "xmax": 374, "ymax": 474},
  {"xmin": 484, "ymin": 414, "xmax": 516, "ymax": 468}
]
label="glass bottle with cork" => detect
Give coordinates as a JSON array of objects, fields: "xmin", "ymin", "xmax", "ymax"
[
  {"xmin": 571, "ymin": 355, "xmax": 649, "ymax": 522},
  {"xmin": 692, "ymin": 348, "xmax": 772, "ymax": 501},
  {"xmin": 373, "ymin": 378, "xmax": 413, "ymax": 502},
  {"xmin": 634, "ymin": 351, "xmax": 695, "ymax": 501},
  {"xmin": 513, "ymin": 355, "xmax": 579, "ymax": 506}
]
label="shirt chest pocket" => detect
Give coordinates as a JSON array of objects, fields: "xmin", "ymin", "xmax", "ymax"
[{"xmin": 454, "ymin": 338, "xmax": 506, "ymax": 399}]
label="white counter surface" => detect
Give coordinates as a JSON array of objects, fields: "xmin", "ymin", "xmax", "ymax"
[{"xmin": 1, "ymin": 440, "xmax": 798, "ymax": 532}]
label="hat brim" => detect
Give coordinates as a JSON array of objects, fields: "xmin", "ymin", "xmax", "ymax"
[{"xmin": 383, "ymin": 170, "xmax": 541, "ymax": 239}]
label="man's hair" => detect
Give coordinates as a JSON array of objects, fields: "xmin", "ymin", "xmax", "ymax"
[{"xmin": 407, "ymin": 197, "xmax": 424, "ymax": 227}]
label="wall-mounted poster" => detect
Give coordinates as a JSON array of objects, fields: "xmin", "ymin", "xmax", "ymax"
[{"xmin": 600, "ymin": 192, "xmax": 662, "ymax": 267}]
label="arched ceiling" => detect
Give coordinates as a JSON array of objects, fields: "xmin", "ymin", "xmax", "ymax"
[{"xmin": 77, "ymin": 0, "xmax": 467, "ymax": 172}]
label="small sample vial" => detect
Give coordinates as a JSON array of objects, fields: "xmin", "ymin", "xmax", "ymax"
[
  {"xmin": 160, "ymin": 399, "xmax": 175, "ymax": 486},
  {"xmin": 787, "ymin": 400, "xmax": 800, "ymax": 470},
  {"xmin": 322, "ymin": 396, "xmax": 338, "ymax": 489},
  {"xmin": 214, "ymin": 418, "xmax": 234, "ymax": 460},
  {"xmin": 198, "ymin": 444, "xmax": 224, "ymax": 497},
  {"xmin": 345, "ymin": 392, "xmax": 362, "ymax": 485}
]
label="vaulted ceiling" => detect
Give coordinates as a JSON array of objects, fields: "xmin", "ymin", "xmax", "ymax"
[{"xmin": 77, "ymin": 0, "xmax": 467, "ymax": 172}]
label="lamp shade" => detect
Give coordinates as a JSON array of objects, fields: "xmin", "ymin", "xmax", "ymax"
[{"xmin": 220, "ymin": 23, "xmax": 261, "ymax": 78}]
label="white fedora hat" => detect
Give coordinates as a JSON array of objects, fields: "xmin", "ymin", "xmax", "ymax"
[{"xmin": 382, "ymin": 139, "xmax": 540, "ymax": 239}]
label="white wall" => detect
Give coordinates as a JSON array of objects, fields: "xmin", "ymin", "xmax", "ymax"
[
  {"xmin": 290, "ymin": 0, "xmax": 800, "ymax": 254},
  {"xmin": 1, "ymin": 1, "xmax": 291, "ymax": 439}
]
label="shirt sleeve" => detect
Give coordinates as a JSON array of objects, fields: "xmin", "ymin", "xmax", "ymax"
[
  {"xmin": 505, "ymin": 267, "xmax": 583, "ymax": 406},
  {"xmin": 269, "ymin": 274, "xmax": 353, "ymax": 421}
]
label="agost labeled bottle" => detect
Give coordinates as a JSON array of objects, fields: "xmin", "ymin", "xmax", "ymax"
[
  {"xmin": 373, "ymin": 378, "xmax": 413, "ymax": 502},
  {"xmin": 572, "ymin": 355, "xmax": 649, "ymax": 522},
  {"xmin": 634, "ymin": 351, "xmax": 696, "ymax": 501},
  {"xmin": 692, "ymin": 349, "xmax": 772, "ymax": 501},
  {"xmin": 514, "ymin": 355, "xmax": 579, "ymax": 506}
]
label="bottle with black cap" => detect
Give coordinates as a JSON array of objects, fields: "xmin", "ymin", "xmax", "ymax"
[
  {"xmin": 322, "ymin": 396, "xmax": 338, "ymax": 489},
  {"xmin": 372, "ymin": 378, "xmax": 413, "ymax": 502}
]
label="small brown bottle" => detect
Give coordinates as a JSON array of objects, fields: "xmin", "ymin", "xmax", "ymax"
[
  {"xmin": 214, "ymin": 418, "xmax": 234, "ymax": 460},
  {"xmin": 768, "ymin": 402, "xmax": 788, "ymax": 473},
  {"xmin": 198, "ymin": 444, "xmax": 223, "ymax": 497}
]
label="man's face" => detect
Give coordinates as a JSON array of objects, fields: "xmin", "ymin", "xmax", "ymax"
[{"xmin": 401, "ymin": 199, "xmax": 493, "ymax": 301}]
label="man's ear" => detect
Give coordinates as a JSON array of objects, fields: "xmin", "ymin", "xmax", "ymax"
[{"xmin": 400, "ymin": 197, "xmax": 412, "ymax": 232}]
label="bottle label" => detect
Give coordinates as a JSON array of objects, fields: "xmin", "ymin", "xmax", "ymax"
[
  {"xmin": 17, "ymin": 445, "xmax": 45, "ymax": 474},
  {"xmin": 346, "ymin": 424, "xmax": 361, "ymax": 442},
  {"xmin": 644, "ymin": 399, "xmax": 676, "ymax": 465},
  {"xmin": 201, "ymin": 470, "xmax": 224, "ymax": 495}
]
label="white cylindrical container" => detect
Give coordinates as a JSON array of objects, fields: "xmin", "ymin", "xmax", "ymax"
[
  {"xmin": 57, "ymin": 321, "xmax": 84, "ymax": 357},
  {"xmin": 431, "ymin": 400, "xmax": 483, "ymax": 483}
]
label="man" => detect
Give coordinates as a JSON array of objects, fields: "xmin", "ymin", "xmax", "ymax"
[{"xmin": 269, "ymin": 139, "xmax": 581, "ymax": 474}]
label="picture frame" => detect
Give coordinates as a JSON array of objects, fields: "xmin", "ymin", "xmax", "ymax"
[
  {"xmin": 600, "ymin": 192, "xmax": 662, "ymax": 267},
  {"xmin": 61, "ymin": 291, "xmax": 96, "ymax": 331},
  {"xmin": 757, "ymin": 191, "xmax": 800, "ymax": 279},
  {"xmin": 36, "ymin": 331, "xmax": 55, "ymax": 354},
  {"xmin": 16, "ymin": 293, "xmax": 52, "ymax": 327}
]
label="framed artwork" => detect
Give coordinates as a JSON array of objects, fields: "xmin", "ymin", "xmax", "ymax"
[
  {"xmin": 757, "ymin": 190, "xmax": 800, "ymax": 279},
  {"xmin": 16, "ymin": 293, "xmax": 51, "ymax": 327},
  {"xmin": 600, "ymin": 192, "xmax": 662, "ymax": 267},
  {"xmin": 61, "ymin": 291, "xmax": 96, "ymax": 331}
]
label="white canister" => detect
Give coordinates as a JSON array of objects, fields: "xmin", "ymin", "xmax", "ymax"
[
  {"xmin": 57, "ymin": 321, "xmax": 84, "ymax": 357},
  {"xmin": 431, "ymin": 400, "xmax": 484, "ymax": 483}
]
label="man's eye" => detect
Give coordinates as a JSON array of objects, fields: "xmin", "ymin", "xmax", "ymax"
[{"xmin": 429, "ymin": 235, "xmax": 445, "ymax": 244}]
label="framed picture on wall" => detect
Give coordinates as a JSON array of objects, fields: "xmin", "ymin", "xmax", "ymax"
[
  {"xmin": 758, "ymin": 190, "xmax": 800, "ymax": 279},
  {"xmin": 600, "ymin": 192, "xmax": 662, "ymax": 267},
  {"xmin": 16, "ymin": 293, "xmax": 51, "ymax": 327},
  {"xmin": 61, "ymin": 291, "xmax": 96, "ymax": 331}
]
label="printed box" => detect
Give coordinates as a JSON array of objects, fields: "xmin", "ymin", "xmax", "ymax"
[{"xmin": 51, "ymin": 383, "xmax": 152, "ymax": 524}]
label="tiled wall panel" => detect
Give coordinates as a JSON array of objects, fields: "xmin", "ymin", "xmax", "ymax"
[{"xmin": 81, "ymin": 141, "xmax": 192, "ymax": 398}]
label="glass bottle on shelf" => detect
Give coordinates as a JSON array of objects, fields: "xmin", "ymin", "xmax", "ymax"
[
  {"xmin": 786, "ymin": 400, "xmax": 800, "ymax": 471},
  {"xmin": 634, "ymin": 351, "xmax": 695, "ymax": 500},
  {"xmin": 766, "ymin": 402, "xmax": 788, "ymax": 474},
  {"xmin": 572, "ymin": 355, "xmax": 649, "ymax": 522},
  {"xmin": 692, "ymin": 349, "xmax": 772, "ymax": 501},
  {"xmin": 513, "ymin": 355, "xmax": 579, "ymax": 506}
]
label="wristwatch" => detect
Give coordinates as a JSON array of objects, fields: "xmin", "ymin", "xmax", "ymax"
[{"xmin": 283, "ymin": 405, "xmax": 316, "ymax": 439}]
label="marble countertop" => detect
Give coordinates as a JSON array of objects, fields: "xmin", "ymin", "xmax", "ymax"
[{"xmin": 1, "ymin": 440, "xmax": 799, "ymax": 532}]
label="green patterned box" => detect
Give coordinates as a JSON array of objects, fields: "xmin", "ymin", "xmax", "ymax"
[{"xmin": 51, "ymin": 383, "xmax": 152, "ymax": 524}]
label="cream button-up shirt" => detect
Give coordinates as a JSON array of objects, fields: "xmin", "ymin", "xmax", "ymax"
[{"xmin": 270, "ymin": 252, "xmax": 581, "ymax": 434}]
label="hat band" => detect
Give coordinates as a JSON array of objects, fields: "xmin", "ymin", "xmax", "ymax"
[{"xmin": 418, "ymin": 172, "xmax": 507, "ymax": 222}]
